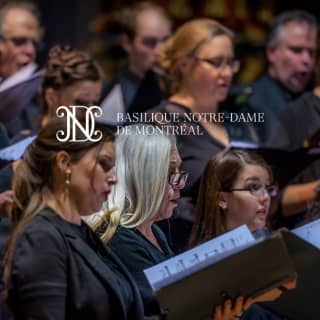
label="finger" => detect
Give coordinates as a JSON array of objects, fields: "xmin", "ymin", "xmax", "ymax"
[
  {"xmin": 243, "ymin": 297, "xmax": 253, "ymax": 310},
  {"xmin": 283, "ymin": 279, "xmax": 297, "ymax": 290},
  {"xmin": 222, "ymin": 299, "xmax": 233, "ymax": 319},
  {"xmin": 233, "ymin": 296, "xmax": 244, "ymax": 316},
  {"xmin": 213, "ymin": 305, "xmax": 222, "ymax": 320}
]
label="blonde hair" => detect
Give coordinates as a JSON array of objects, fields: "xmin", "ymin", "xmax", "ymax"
[
  {"xmin": 156, "ymin": 18, "xmax": 233, "ymax": 95},
  {"xmin": 94, "ymin": 124, "xmax": 176, "ymax": 242}
]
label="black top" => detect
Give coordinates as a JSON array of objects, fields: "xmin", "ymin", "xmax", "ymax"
[
  {"xmin": 247, "ymin": 74, "xmax": 300, "ymax": 143},
  {"xmin": 267, "ymin": 92, "xmax": 320, "ymax": 150},
  {"xmin": 100, "ymin": 68, "xmax": 164, "ymax": 115},
  {"xmin": 151, "ymin": 100, "xmax": 256, "ymax": 204},
  {"xmin": 267, "ymin": 92, "xmax": 320, "ymax": 228},
  {"xmin": 8, "ymin": 207, "xmax": 144, "ymax": 320},
  {"xmin": 107, "ymin": 225, "xmax": 174, "ymax": 317}
]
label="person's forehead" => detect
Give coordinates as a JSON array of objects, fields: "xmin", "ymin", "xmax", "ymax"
[
  {"xmin": 2, "ymin": 8, "xmax": 39, "ymax": 36},
  {"xmin": 280, "ymin": 21, "xmax": 317, "ymax": 46},
  {"xmin": 236, "ymin": 164, "xmax": 269, "ymax": 182},
  {"xmin": 197, "ymin": 35, "xmax": 234, "ymax": 57},
  {"xmin": 135, "ymin": 9, "xmax": 171, "ymax": 36}
]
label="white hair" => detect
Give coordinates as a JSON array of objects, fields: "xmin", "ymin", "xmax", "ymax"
[{"xmin": 94, "ymin": 124, "xmax": 176, "ymax": 242}]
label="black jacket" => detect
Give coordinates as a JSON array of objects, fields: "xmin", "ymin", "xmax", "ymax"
[{"xmin": 8, "ymin": 207, "xmax": 144, "ymax": 320}]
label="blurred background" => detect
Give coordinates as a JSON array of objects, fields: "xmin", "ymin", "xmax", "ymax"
[{"xmin": 33, "ymin": 0, "xmax": 319, "ymax": 84}]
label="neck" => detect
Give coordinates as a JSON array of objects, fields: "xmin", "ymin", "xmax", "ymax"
[
  {"xmin": 170, "ymin": 91, "xmax": 219, "ymax": 113},
  {"xmin": 136, "ymin": 220, "xmax": 154, "ymax": 238},
  {"xmin": 128, "ymin": 62, "xmax": 145, "ymax": 79},
  {"xmin": 45, "ymin": 191, "xmax": 82, "ymax": 225}
]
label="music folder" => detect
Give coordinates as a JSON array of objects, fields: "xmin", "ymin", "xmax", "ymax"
[
  {"xmin": 264, "ymin": 222, "xmax": 320, "ymax": 320},
  {"xmin": 228, "ymin": 141, "xmax": 320, "ymax": 188},
  {"xmin": 144, "ymin": 226, "xmax": 297, "ymax": 320}
]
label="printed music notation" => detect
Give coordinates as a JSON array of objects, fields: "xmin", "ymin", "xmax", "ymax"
[
  {"xmin": 144, "ymin": 225, "xmax": 255, "ymax": 290},
  {"xmin": 293, "ymin": 218, "xmax": 320, "ymax": 249}
]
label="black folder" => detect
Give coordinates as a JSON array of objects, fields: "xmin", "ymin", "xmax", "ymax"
[
  {"xmin": 263, "ymin": 230, "xmax": 320, "ymax": 320},
  {"xmin": 146, "ymin": 231, "xmax": 296, "ymax": 320},
  {"xmin": 229, "ymin": 142, "xmax": 320, "ymax": 188}
]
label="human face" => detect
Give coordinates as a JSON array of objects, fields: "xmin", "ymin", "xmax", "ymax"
[
  {"xmin": 222, "ymin": 165, "xmax": 271, "ymax": 232},
  {"xmin": 48, "ymin": 80, "xmax": 102, "ymax": 121},
  {"xmin": 156, "ymin": 148, "xmax": 186, "ymax": 221},
  {"xmin": 0, "ymin": 8, "xmax": 40, "ymax": 78},
  {"xmin": 185, "ymin": 35, "xmax": 235, "ymax": 110},
  {"xmin": 267, "ymin": 22, "xmax": 317, "ymax": 93},
  {"xmin": 124, "ymin": 9, "xmax": 171, "ymax": 77},
  {"xmin": 69, "ymin": 142, "xmax": 117, "ymax": 216}
]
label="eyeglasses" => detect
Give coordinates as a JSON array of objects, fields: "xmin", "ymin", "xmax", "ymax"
[
  {"xmin": 225, "ymin": 185, "xmax": 278, "ymax": 197},
  {"xmin": 168, "ymin": 170, "xmax": 188, "ymax": 188},
  {"xmin": 192, "ymin": 56, "xmax": 240, "ymax": 73},
  {"xmin": 0, "ymin": 35, "xmax": 40, "ymax": 49}
]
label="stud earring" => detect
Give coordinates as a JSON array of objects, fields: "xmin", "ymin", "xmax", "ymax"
[{"xmin": 219, "ymin": 201, "xmax": 227, "ymax": 210}]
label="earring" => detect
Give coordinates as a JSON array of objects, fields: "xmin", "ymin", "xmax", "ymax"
[
  {"xmin": 65, "ymin": 170, "xmax": 71, "ymax": 185},
  {"xmin": 219, "ymin": 201, "xmax": 227, "ymax": 210}
]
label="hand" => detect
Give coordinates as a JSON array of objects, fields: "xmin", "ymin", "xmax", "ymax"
[
  {"xmin": 252, "ymin": 278, "xmax": 297, "ymax": 303},
  {"xmin": 213, "ymin": 296, "xmax": 253, "ymax": 320},
  {"xmin": 0, "ymin": 190, "xmax": 13, "ymax": 218}
]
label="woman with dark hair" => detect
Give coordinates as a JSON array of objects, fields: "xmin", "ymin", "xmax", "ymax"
[
  {"xmin": 189, "ymin": 149, "xmax": 295, "ymax": 320},
  {"xmin": 190, "ymin": 149, "xmax": 277, "ymax": 246},
  {"xmin": 3, "ymin": 118, "xmax": 144, "ymax": 319}
]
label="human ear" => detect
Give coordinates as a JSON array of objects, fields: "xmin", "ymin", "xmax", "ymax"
[
  {"xmin": 56, "ymin": 151, "xmax": 71, "ymax": 173},
  {"xmin": 121, "ymin": 33, "xmax": 133, "ymax": 54},
  {"xmin": 44, "ymin": 88, "xmax": 59, "ymax": 115},
  {"xmin": 218, "ymin": 192, "xmax": 227, "ymax": 210}
]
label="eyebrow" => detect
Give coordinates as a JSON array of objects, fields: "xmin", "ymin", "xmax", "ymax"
[{"xmin": 244, "ymin": 177, "xmax": 270, "ymax": 184}]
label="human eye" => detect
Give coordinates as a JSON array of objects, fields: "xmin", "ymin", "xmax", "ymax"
[
  {"xmin": 207, "ymin": 57, "xmax": 224, "ymax": 68},
  {"xmin": 288, "ymin": 46, "xmax": 303, "ymax": 54},
  {"xmin": 99, "ymin": 158, "xmax": 114, "ymax": 172},
  {"xmin": 247, "ymin": 183, "xmax": 261, "ymax": 192}
]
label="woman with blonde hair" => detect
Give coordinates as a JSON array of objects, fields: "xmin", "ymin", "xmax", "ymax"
[{"xmin": 152, "ymin": 18, "xmax": 256, "ymax": 251}]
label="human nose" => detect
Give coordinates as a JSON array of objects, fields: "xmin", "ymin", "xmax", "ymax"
[
  {"xmin": 301, "ymin": 49, "xmax": 313, "ymax": 66},
  {"xmin": 106, "ymin": 169, "xmax": 117, "ymax": 185}
]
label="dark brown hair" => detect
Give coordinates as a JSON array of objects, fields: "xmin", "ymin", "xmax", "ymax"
[
  {"xmin": 189, "ymin": 149, "xmax": 272, "ymax": 247},
  {"xmin": 3, "ymin": 118, "xmax": 114, "ymax": 299},
  {"xmin": 42, "ymin": 45, "xmax": 103, "ymax": 115}
]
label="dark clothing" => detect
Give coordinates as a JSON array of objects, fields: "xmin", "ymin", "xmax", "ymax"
[
  {"xmin": 0, "ymin": 164, "xmax": 13, "ymax": 193},
  {"xmin": 107, "ymin": 225, "xmax": 174, "ymax": 317},
  {"xmin": 150, "ymin": 100, "xmax": 257, "ymax": 252},
  {"xmin": 99, "ymin": 69, "xmax": 164, "ymax": 126},
  {"xmin": 247, "ymin": 74, "xmax": 299, "ymax": 143},
  {"xmin": 267, "ymin": 92, "xmax": 320, "ymax": 228},
  {"xmin": 267, "ymin": 92, "xmax": 320, "ymax": 150},
  {"xmin": 8, "ymin": 207, "xmax": 144, "ymax": 320}
]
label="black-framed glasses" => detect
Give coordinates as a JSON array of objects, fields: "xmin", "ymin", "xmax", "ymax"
[
  {"xmin": 0, "ymin": 35, "xmax": 40, "ymax": 50},
  {"xmin": 224, "ymin": 185, "xmax": 278, "ymax": 197},
  {"xmin": 168, "ymin": 170, "xmax": 188, "ymax": 188},
  {"xmin": 192, "ymin": 56, "xmax": 240, "ymax": 73}
]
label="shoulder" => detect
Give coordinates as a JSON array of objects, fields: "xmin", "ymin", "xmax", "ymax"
[{"xmin": 13, "ymin": 208, "xmax": 68, "ymax": 259}]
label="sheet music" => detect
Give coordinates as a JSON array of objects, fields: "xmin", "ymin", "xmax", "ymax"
[
  {"xmin": 144, "ymin": 225, "xmax": 254, "ymax": 290},
  {"xmin": 0, "ymin": 135, "xmax": 36, "ymax": 161},
  {"xmin": 293, "ymin": 218, "xmax": 320, "ymax": 249}
]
